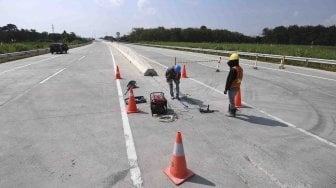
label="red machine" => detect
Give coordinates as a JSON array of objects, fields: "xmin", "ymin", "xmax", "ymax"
[{"xmin": 150, "ymin": 92, "xmax": 167, "ymax": 116}]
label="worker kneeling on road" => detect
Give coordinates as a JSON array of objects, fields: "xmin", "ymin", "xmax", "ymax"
[
  {"xmin": 166, "ymin": 65, "xmax": 181, "ymax": 100},
  {"xmin": 224, "ymin": 53, "xmax": 243, "ymax": 117}
]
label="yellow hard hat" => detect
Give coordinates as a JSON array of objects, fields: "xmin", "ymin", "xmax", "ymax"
[{"xmin": 229, "ymin": 53, "xmax": 239, "ymax": 61}]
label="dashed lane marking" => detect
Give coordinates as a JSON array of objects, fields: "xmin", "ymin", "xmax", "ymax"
[
  {"xmin": 77, "ymin": 55, "xmax": 85, "ymax": 61},
  {"xmin": 39, "ymin": 68, "xmax": 66, "ymax": 84},
  {"xmin": 0, "ymin": 56, "xmax": 58, "ymax": 76}
]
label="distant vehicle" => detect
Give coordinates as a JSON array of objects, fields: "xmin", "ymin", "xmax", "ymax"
[{"xmin": 49, "ymin": 43, "xmax": 68, "ymax": 54}]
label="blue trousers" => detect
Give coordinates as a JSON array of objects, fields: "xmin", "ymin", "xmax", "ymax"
[
  {"xmin": 228, "ymin": 88, "xmax": 239, "ymax": 110},
  {"xmin": 168, "ymin": 79, "xmax": 180, "ymax": 98}
]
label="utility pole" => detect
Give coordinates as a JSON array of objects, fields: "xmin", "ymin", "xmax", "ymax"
[
  {"xmin": 116, "ymin": 32, "xmax": 120, "ymax": 42},
  {"xmin": 52, "ymin": 24, "xmax": 54, "ymax": 33}
]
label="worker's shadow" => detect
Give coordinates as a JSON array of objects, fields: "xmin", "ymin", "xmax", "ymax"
[
  {"xmin": 235, "ymin": 114, "xmax": 288, "ymax": 127},
  {"xmin": 180, "ymin": 95, "xmax": 207, "ymax": 107}
]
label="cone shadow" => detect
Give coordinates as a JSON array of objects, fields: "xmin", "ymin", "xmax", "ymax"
[
  {"xmin": 137, "ymin": 110, "xmax": 149, "ymax": 115},
  {"xmin": 188, "ymin": 173, "xmax": 216, "ymax": 186}
]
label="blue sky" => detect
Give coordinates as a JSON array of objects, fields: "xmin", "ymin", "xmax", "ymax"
[{"xmin": 0, "ymin": 0, "xmax": 335, "ymax": 38}]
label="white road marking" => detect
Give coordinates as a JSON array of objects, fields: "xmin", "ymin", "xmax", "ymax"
[
  {"xmin": 173, "ymin": 51, "xmax": 336, "ymax": 82},
  {"xmin": 108, "ymin": 45, "xmax": 143, "ymax": 187},
  {"xmin": 0, "ymin": 56, "xmax": 58, "ymax": 76},
  {"xmin": 257, "ymin": 108, "xmax": 336, "ymax": 148},
  {"xmin": 140, "ymin": 45, "xmax": 336, "ymax": 82},
  {"xmin": 39, "ymin": 68, "xmax": 66, "ymax": 84},
  {"xmin": 240, "ymin": 62, "xmax": 336, "ymax": 82},
  {"xmin": 143, "ymin": 54, "xmax": 336, "ymax": 149},
  {"xmin": 77, "ymin": 56, "xmax": 86, "ymax": 61},
  {"xmin": 197, "ymin": 62, "xmax": 229, "ymax": 72},
  {"xmin": 140, "ymin": 53, "xmax": 167, "ymax": 69},
  {"xmin": 189, "ymin": 77, "xmax": 225, "ymax": 95}
]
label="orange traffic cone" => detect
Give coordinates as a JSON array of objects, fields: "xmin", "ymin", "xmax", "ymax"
[
  {"xmin": 127, "ymin": 87, "xmax": 139, "ymax": 113},
  {"xmin": 235, "ymin": 90, "xmax": 243, "ymax": 108},
  {"xmin": 181, "ymin": 65, "xmax": 187, "ymax": 78},
  {"xmin": 115, "ymin": 65, "xmax": 121, "ymax": 79},
  {"xmin": 164, "ymin": 132, "xmax": 194, "ymax": 185}
]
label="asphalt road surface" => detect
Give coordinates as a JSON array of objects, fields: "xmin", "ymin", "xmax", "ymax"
[{"xmin": 1, "ymin": 41, "xmax": 336, "ymax": 188}]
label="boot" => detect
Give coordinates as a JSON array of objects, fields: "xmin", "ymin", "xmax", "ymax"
[
  {"xmin": 226, "ymin": 108, "xmax": 236, "ymax": 117},
  {"xmin": 231, "ymin": 108, "xmax": 236, "ymax": 117}
]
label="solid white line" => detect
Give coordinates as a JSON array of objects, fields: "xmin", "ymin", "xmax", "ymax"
[
  {"xmin": 240, "ymin": 62, "xmax": 336, "ymax": 82},
  {"xmin": 197, "ymin": 62, "xmax": 217, "ymax": 69},
  {"xmin": 197, "ymin": 62, "xmax": 229, "ymax": 72},
  {"xmin": 39, "ymin": 68, "xmax": 66, "ymax": 84},
  {"xmin": 0, "ymin": 56, "xmax": 58, "ymax": 76},
  {"xmin": 143, "ymin": 54, "xmax": 336, "ymax": 149},
  {"xmin": 108, "ymin": 45, "xmax": 143, "ymax": 187},
  {"xmin": 189, "ymin": 77, "xmax": 225, "ymax": 96},
  {"xmin": 140, "ymin": 53, "xmax": 167, "ymax": 69},
  {"xmin": 142, "ymin": 45, "xmax": 336, "ymax": 82},
  {"xmin": 257, "ymin": 108, "xmax": 336, "ymax": 148},
  {"xmin": 198, "ymin": 60, "xmax": 336, "ymax": 82},
  {"xmin": 194, "ymin": 77, "xmax": 336, "ymax": 148}
]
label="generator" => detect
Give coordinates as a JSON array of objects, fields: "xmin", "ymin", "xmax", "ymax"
[{"xmin": 150, "ymin": 92, "xmax": 167, "ymax": 116}]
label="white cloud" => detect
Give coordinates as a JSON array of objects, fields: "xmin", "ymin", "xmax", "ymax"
[
  {"xmin": 137, "ymin": 0, "xmax": 156, "ymax": 15},
  {"xmin": 95, "ymin": 0, "xmax": 124, "ymax": 7},
  {"xmin": 293, "ymin": 11, "xmax": 299, "ymax": 17},
  {"xmin": 324, "ymin": 14, "xmax": 336, "ymax": 26},
  {"xmin": 109, "ymin": 0, "xmax": 124, "ymax": 6},
  {"xmin": 182, "ymin": 0, "xmax": 199, "ymax": 6}
]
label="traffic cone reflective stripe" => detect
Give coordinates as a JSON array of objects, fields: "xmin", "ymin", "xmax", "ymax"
[
  {"xmin": 115, "ymin": 65, "xmax": 121, "ymax": 79},
  {"xmin": 181, "ymin": 65, "xmax": 187, "ymax": 78},
  {"xmin": 164, "ymin": 132, "xmax": 194, "ymax": 185},
  {"xmin": 127, "ymin": 88, "xmax": 139, "ymax": 113},
  {"xmin": 171, "ymin": 143, "xmax": 187, "ymax": 178},
  {"xmin": 173, "ymin": 143, "xmax": 184, "ymax": 157},
  {"xmin": 235, "ymin": 90, "xmax": 243, "ymax": 108}
]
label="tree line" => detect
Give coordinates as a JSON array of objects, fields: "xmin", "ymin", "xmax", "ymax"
[
  {"xmin": 125, "ymin": 25, "xmax": 336, "ymax": 46},
  {"xmin": 0, "ymin": 24, "xmax": 90, "ymax": 43},
  {"xmin": 128, "ymin": 26, "xmax": 255, "ymax": 43},
  {"xmin": 262, "ymin": 25, "xmax": 336, "ymax": 45}
]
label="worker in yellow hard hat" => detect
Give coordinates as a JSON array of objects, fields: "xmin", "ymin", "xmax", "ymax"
[{"xmin": 224, "ymin": 53, "xmax": 243, "ymax": 117}]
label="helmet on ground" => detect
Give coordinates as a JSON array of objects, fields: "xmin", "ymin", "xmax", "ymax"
[
  {"xmin": 229, "ymin": 53, "xmax": 239, "ymax": 61},
  {"xmin": 174, "ymin": 65, "xmax": 181, "ymax": 73}
]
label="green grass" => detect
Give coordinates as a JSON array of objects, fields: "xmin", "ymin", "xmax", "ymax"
[
  {"xmin": 0, "ymin": 40, "xmax": 89, "ymax": 54},
  {"xmin": 0, "ymin": 42, "xmax": 49, "ymax": 54},
  {"xmin": 142, "ymin": 42, "xmax": 336, "ymax": 60},
  {"xmin": 0, "ymin": 41, "xmax": 91, "ymax": 64}
]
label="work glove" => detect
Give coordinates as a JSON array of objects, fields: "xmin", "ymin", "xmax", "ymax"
[{"xmin": 224, "ymin": 90, "xmax": 227, "ymax": 95}]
